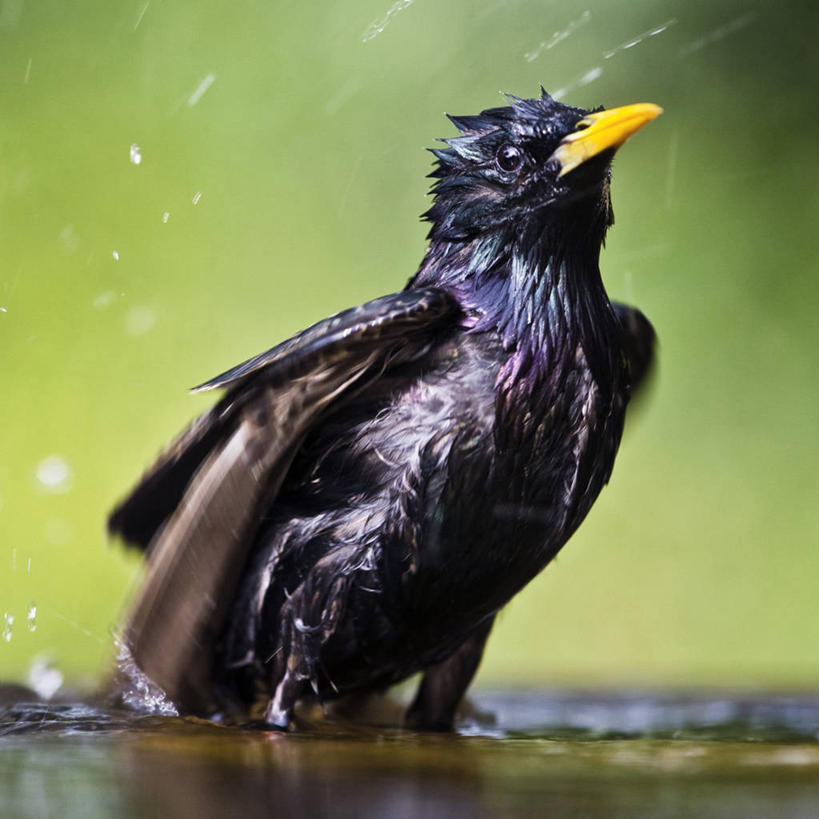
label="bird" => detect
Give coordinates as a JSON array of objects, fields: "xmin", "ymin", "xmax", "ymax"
[{"xmin": 108, "ymin": 88, "xmax": 661, "ymax": 731}]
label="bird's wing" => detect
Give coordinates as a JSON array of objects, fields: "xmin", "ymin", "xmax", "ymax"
[
  {"xmin": 193, "ymin": 289, "xmax": 455, "ymax": 392},
  {"xmin": 109, "ymin": 287, "xmax": 459, "ymax": 713},
  {"xmin": 109, "ymin": 289, "xmax": 456, "ymax": 551},
  {"xmin": 612, "ymin": 302, "xmax": 656, "ymax": 397}
]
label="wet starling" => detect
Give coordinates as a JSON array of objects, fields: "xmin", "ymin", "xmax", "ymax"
[{"xmin": 109, "ymin": 89, "xmax": 661, "ymax": 730}]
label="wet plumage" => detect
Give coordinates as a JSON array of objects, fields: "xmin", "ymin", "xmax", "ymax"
[{"xmin": 109, "ymin": 90, "xmax": 660, "ymax": 730}]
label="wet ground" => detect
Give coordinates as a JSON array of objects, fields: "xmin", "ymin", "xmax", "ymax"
[{"xmin": 2, "ymin": 690, "xmax": 819, "ymax": 818}]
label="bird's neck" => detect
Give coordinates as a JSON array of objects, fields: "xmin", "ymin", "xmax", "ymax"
[{"xmin": 411, "ymin": 217, "xmax": 620, "ymax": 394}]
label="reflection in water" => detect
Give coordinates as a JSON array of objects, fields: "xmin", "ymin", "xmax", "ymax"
[{"xmin": 2, "ymin": 692, "xmax": 819, "ymax": 817}]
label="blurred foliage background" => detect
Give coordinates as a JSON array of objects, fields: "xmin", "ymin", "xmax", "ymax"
[{"xmin": 0, "ymin": 0, "xmax": 816, "ymax": 692}]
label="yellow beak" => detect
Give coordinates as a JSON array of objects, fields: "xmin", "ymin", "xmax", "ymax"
[{"xmin": 549, "ymin": 102, "xmax": 663, "ymax": 178}]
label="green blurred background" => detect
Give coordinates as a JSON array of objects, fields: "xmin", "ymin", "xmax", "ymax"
[{"xmin": 0, "ymin": 0, "xmax": 816, "ymax": 692}]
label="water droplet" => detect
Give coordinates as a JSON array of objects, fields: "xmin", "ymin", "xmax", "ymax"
[
  {"xmin": 27, "ymin": 656, "xmax": 64, "ymax": 700},
  {"xmin": 524, "ymin": 10, "xmax": 591, "ymax": 62},
  {"xmin": 161, "ymin": 211, "xmax": 170, "ymax": 223},
  {"xmin": 603, "ymin": 18, "xmax": 677, "ymax": 59},
  {"xmin": 92, "ymin": 290, "xmax": 116, "ymax": 310},
  {"xmin": 134, "ymin": 1, "xmax": 150, "ymax": 30},
  {"xmin": 578, "ymin": 66, "xmax": 603, "ymax": 86},
  {"xmin": 678, "ymin": 12, "xmax": 756, "ymax": 57},
  {"xmin": 3, "ymin": 613, "xmax": 14, "ymax": 643},
  {"xmin": 35, "ymin": 455, "xmax": 74, "ymax": 494},
  {"xmin": 187, "ymin": 73, "xmax": 215, "ymax": 107},
  {"xmin": 129, "ymin": 143, "xmax": 142, "ymax": 165},
  {"xmin": 362, "ymin": 0, "xmax": 414, "ymax": 42},
  {"xmin": 27, "ymin": 604, "xmax": 36, "ymax": 632},
  {"xmin": 125, "ymin": 305, "xmax": 156, "ymax": 336},
  {"xmin": 59, "ymin": 224, "xmax": 78, "ymax": 253},
  {"xmin": 192, "ymin": 191, "xmax": 202, "ymax": 205},
  {"xmin": 0, "ymin": 306, "xmax": 7, "ymax": 313},
  {"xmin": 112, "ymin": 250, "xmax": 120, "ymax": 261},
  {"xmin": 43, "ymin": 518, "xmax": 74, "ymax": 546}
]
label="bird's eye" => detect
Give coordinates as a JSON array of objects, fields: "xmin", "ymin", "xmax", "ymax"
[{"xmin": 496, "ymin": 144, "xmax": 523, "ymax": 174}]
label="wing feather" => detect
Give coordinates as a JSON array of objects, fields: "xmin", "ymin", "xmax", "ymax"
[
  {"xmin": 612, "ymin": 302, "xmax": 656, "ymax": 396},
  {"xmin": 110, "ymin": 288, "xmax": 459, "ymax": 712},
  {"xmin": 193, "ymin": 289, "xmax": 457, "ymax": 392},
  {"xmin": 108, "ymin": 288, "xmax": 457, "ymax": 551}
]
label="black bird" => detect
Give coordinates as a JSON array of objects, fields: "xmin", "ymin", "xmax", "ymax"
[{"xmin": 109, "ymin": 89, "xmax": 661, "ymax": 730}]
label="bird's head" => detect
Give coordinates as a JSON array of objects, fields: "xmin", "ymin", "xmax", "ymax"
[{"xmin": 424, "ymin": 89, "xmax": 661, "ymax": 246}]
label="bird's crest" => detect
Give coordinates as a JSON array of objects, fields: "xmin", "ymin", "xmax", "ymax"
[{"xmin": 430, "ymin": 87, "xmax": 574, "ymax": 172}]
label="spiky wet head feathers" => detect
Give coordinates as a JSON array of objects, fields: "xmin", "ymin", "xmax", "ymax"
[{"xmin": 424, "ymin": 89, "xmax": 612, "ymax": 243}]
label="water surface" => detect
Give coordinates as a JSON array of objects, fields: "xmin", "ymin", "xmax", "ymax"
[{"xmin": 3, "ymin": 690, "xmax": 818, "ymax": 818}]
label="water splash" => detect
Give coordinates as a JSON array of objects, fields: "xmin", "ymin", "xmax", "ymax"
[
  {"xmin": 604, "ymin": 18, "xmax": 677, "ymax": 59},
  {"xmin": 679, "ymin": 12, "xmax": 758, "ymax": 56},
  {"xmin": 112, "ymin": 250, "xmax": 120, "ymax": 261},
  {"xmin": 35, "ymin": 455, "xmax": 74, "ymax": 494},
  {"xmin": 133, "ymin": 1, "xmax": 150, "ymax": 30},
  {"xmin": 125, "ymin": 306, "xmax": 157, "ymax": 337},
  {"xmin": 524, "ymin": 10, "xmax": 591, "ymax": 62},
  {"xmin": 129, "ymin": 143, "xmax": 142, "ymax": 165},
  {"xmin": 188, "ymin": 73, "xmax": 215, "ymax": 106},
  {"xmin": 362, "ymin": 0, "xmax": 414, "ymax": 43},
  {"xmin": 192, "ymin": 191, "xmax": 202, "ymax": 205},
  {"xmin": 0, "ymin": 307, "xmax": 6, "ymax": 313},
  {"xmin": 161, "ymin": 211, "xmax": 170, "ymax": 223},
  {"xmin": 552, "ymin": 66, "xmax": 603, "ymax": 101},
  {"xmin": 114, "ymin": 639, "xmax": 179, "ymax": 716},
  {"xmin": 3, "ymin": 613, "xmax": 14, "ymax": 643},
  {"xmin": 27, "ymin": 604, "xmax": 36, "ymax": 632},
  {"xmin": 27, "ymin": 656, "xmax": 64, "ymax": 700}
]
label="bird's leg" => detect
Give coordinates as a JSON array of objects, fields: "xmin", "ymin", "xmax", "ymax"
[
  {"xmin": 260, "ymin": 602, "xmax": 308, "ymax": 730},
  {"xmin": 404, "ymin": 615, "xmax": 495, "ymax": 731},
  {"xmin": 261, "ymin": 568, "xmax": 340, "ymax": 729},
  {"xmin": 263, "ymin": 666, "xmax": 303, "ymax": 729}
]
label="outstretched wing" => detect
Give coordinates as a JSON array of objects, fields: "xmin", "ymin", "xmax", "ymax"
[{"xmin": 109, "ymin": 288, "xmax": 460, "ymax": 714}]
